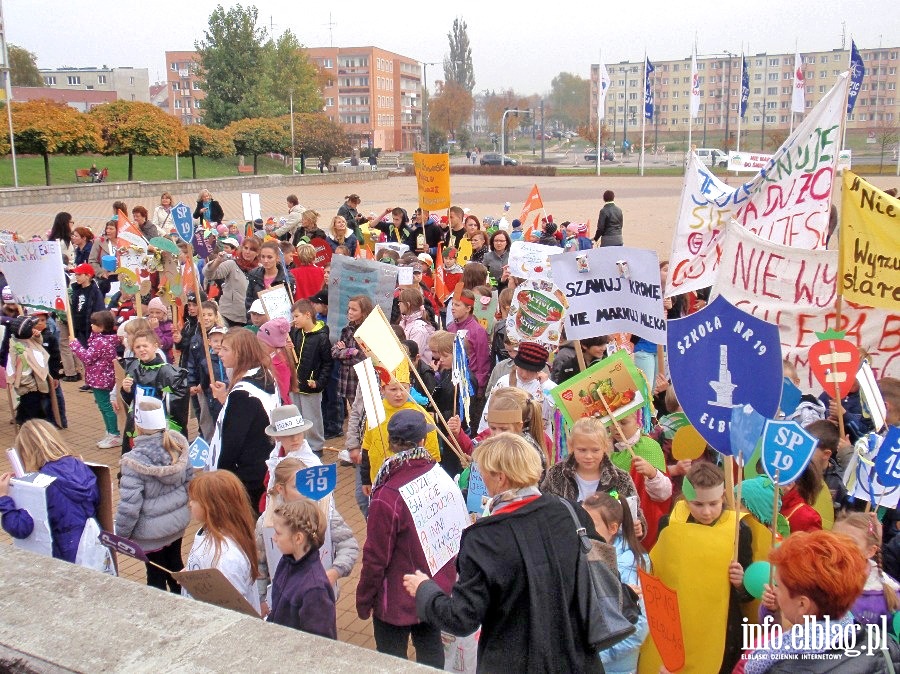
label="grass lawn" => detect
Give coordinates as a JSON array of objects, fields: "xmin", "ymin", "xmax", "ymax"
[{"xmin": 0, "ymin": 154, "xmax": 294, "ymax": 187}]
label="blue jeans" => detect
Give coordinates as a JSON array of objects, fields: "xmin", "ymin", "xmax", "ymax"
[{"xmin": 355, "ymin": 465, "xmax": 369, "ymax": 519}]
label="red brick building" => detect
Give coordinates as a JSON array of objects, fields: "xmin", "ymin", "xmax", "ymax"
[{"xmin": 165, "ymin": 51, "xmax": 206, "ymax": 125}]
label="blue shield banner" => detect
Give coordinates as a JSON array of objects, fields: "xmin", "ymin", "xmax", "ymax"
[
  {"xmin": 874, "ymin": 426, "xmax": 900, "ymax": 488},
  {"xmin": 171, "ymin": 202, "xmax": 195, "ymax": 244},
  {"xmin": 295, "ymin": 464, "xmax": 337, "ymax": 501},
  {"xmin": 761, "ymin": 420, "xmax": 818, "ymax": 485},
  {"xmin": 730, "ymin": 404, "xmax": 766, "ymax": 466},
  {"xmin": 667, "ymin": 295, "xmax": 782, "ymax": 455},
  {"xmin": 188, "ymin": 437, "xmax": 210, "ymax": 470}
]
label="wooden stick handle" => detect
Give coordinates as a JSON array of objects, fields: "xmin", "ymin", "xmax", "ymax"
[{"xmin": 188, "ymin": 245, "xmax": 216, "ymax": 388}]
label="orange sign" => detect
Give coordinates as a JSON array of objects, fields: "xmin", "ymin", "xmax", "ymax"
[
  {"xmin": 638, "ymin": 568, "xmax": 685, "ymax": 673},
  {"xmin": 413, "ymin": 153, "xmax": 451, "ymax": 211}
]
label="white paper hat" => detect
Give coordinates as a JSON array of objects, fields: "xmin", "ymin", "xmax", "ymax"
[{"xmin": 134, "ymin": 396, "xmax": 167, "ymax": 431}]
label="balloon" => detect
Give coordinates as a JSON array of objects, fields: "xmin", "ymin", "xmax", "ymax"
[{"xmin": 743, "ymin": 561, "xmax": 771, "ymax": 599}]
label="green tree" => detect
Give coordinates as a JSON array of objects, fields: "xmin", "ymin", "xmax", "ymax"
[
  {"xmin": 445, "ymin": 17, "xmax": 475, "ymax": 94},
  {"xmin": 12, "ymin": 101, "xmax": 102, "ymax": 185},
  {"xmin": 91, "ymin": 101, "xmax": 189, "ymax": 181},
  {"xmin": 225, "ymin": 117, "xmax": 287, "ymax": 174},
  {"xmin": 185, "ymin": 125, "xmax": 235, "ymax": 179},
  {"xmin": 548, "ymin": 73, "xmax": 590, "ymax": 130},
  {"xmin": 252, "ymin": 31, "xmax": 323, "ymax": 117},
  {"xmin": 285, "ymin": 112, "xmax": 350, "ymax": 168},
  {"xmin": 8, "ymin": 45, "xmax": 44, "ymax": 87},
  {"xmin": 195, "ymin": 4, "xmax": 268, "ymax": 127}
]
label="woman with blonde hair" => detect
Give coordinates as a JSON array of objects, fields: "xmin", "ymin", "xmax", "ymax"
[
  {"xmin": 0, "ymin": 419, "xmax": 99, "ymax": 563},
  {"xmin": 326, "ymin": 215, "xmax": 358, "ymax": 257},
  {"xmin": 293, "ymin": 209, "xmax": 328, "ymax": 246},
  {"xmin": 193, "ymin": 188, "xmax": 224, "ymax": 226},
  {"xmin": 151, "ymin": 192, "xmax": 175, "ymax": 233}
]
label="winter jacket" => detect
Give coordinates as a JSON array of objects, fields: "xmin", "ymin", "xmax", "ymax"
[
  {"xmin": 39, "ymin": 324, "xmax": 64, "ymax": 380},
  {"xmin": 185, "ymin": 329, "xmax": 226, "ymax": 391},
  {"xmin": 70, "ymin": 281, "xmax": 106, "ymax": 346},
  {"xmin": 203, "ymin": 258, "xmax": 249, "ymax": 325},
  {"xmin": 116, "ymin": 431, "xmax": 192, "ymax": 551},
  {"xmin": 447, "ymin": 315, "xmax": 491, "ymax": 394},
  {"xmin": 289, "ymin": 265, "xmax": 325, "ymax": 302},
  {"xmin": 415, "ymin": 494, "xmax": 603, "ymax": 673},
  {"xmin": 269, "ymin": 547, "xmax": 337, "ymax": 638},
  {"xmin": 482, "ymin": 249, "xmax": 509, "ymax": 288},
  {"xmin": 275, "ymin": 204, "xmax": 304, "ymax": 241},
  {"xmin": 289, "ymin": 320, "xmax": 333, "ymax": 394},
  {"xmin": 119, "ymin": 355, "xmax": 190, "ymax": 436},
  {"xmin": 326, "ymin": 234, "xmax": 358, "ymax": 257},
  {"xmin": 595, "ymin": 202, "xmax": 624, "ymax": 246},
  {"xmin": 356, "ymin": 454, "xmax": 456, "ymax": 625},
  {"xmin": 399, "ymin": 310, "xmax": 434, "ymax": 364},
  {"xmin": 174, "ymin": 313, "xmax": 199, "ymax": 369},
  {"xmin": 154, "ymin": 320, "xmax": 174, "ymax": 363},
  {"xmin": 780, "ymin": 487, "xmax": 823, "ymax": 533},
  {"xmin": 541, "ymin": 454, "xmax": 644, "ymax": 521},
  {"xmin": 245, "ymin": 266, "xmax": 295, "ymax": 316},
  {"xmin": 70, "ymin": 331, "xmax": 118, "ymax": 390},
  {"xmin": 87, "ymin": 235, "xmax": 116, "ymax": 278},
  {"xmin": 0, "ymin": 456, "xmax": 99, "ymax": 563},
  {"xmin": 74, "ymin": 242, "xmax": 92, "ymax": 266},
  {"xmin": 549, "ymin": 342, "xmax": 602, "ymax": 385},
  {"xmin": 193, "ymin": 199, "xmax": 224, "ymax": 226}
]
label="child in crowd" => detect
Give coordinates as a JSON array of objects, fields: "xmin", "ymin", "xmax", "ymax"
[
  {"xmin": 184, "ymin": 471, "xmax": 260, "ymax": 614},
  {"xmin": 120, "ymin": 329, "xmax": 189, "ymax": 450},
  {"xmin": 69, "ymin": 310, "xmax": 121, "ymax": 448},
  {"xmin": 290, "ymin": 300, "xmax": 332, "ymax": 458},
  {"xmin": 332, "ymin": 295, "xmax": 372, "ymax": 424},
  {"xmin": 267, "ymin": 498, "xmax": 337, "ymax": 638},
  {"xmin": 489, "ymin": 287, "xmax": 513, "ymax": 366},
  {"xmin": 173, "ymin": 292, "xmax": 202, "ymax": 369},
  {"xmin": 147, "ymin": 297, "xmax": 174, "ymax": 363},
  {"xmin": 246, "ymin": 299, "xmax": 267, "ymax": 334},
  {"xmin": 805, "ymin": 419, "xmax": 848, "ymax": 529},
  {"xmin": 644, "ymin": 462, "xmax": 752, "ymax": 674},
  {"xmin": 779, "ymin": 461, "xmax": 823, "ymax": 533},
  {"xmin": 108, "ymin": 288, "xmax": 138, "ymax": 326},
  {"xmin": 70, "ymin": 263, "xmax": 106, "ymax": 348},
  {"xmin": 447, "ymin": 289, "xmax": 490, "ymax": 404},
  {"xmin": 479, "ymin": 341, "xmax": 555, "ymax": 436},
  {"xmin": 8, "ymin": 316, "xmax": 53, "ymax": 425},
  {"xmin": 256, "ymin": 317, "xmax": 295, "ymax": 406},
  {"xmin": 397, "ymin": 288, "xmax": 434, "ymax": 364},
  {"xmin": 290, "ymin": 244, "xmax": 325, "ymax": 301},
  {"xmin": 116, "ymin": 398, "xmax": 191, "ymax": 593},
  {"xmin": 185, "ymin": 301, "xmax": 224, "ymax": 439},
  {"xmin": 581, "ymin": 492, "xmax": 650, "ymax": 674}
]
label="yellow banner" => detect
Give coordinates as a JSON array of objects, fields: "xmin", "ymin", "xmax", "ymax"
[
  {"xmin": 413, "ymin": 152, "xmax": 451, "ymax": 211},
  {"xmin": 840, "ymin": 171, "xmax": 900, "ymax": 310}
]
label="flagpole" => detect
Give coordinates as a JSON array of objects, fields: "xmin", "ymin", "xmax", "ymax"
[
  {"xmin": 687, "ymin": 39, "xmax": 695, "ymax": 172},
  {"xmin": 735, "ymin": 50, "xmax": 744, "ymax": 177},
  {"xmin": 596, "ymin": 50, "xmax": 602, "ymax": 177},
  {"xmin": 842, "ymin": 39, "xmax": 851, "ymax": 149},
  {"xmin": 640, "ymin": 51, "xmax": 647, "ymax": 177}
]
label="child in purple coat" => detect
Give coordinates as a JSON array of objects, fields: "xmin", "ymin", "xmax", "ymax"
[
  {"xmin": 70, "ymin": 310, "xmax": 121, "ymax": 449},
  {"xmin": 147, "ymin": 297, "xmax": 174, "ymax": 363}
]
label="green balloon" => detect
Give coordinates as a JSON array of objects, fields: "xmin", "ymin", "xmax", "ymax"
[{"xmin": 743, "ymin": 561, "xmax": 771, "ymax": 599}]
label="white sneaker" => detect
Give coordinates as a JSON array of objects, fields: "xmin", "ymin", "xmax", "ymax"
[
  {"xmin": 338, "ymin": 449, "xmax": 352, "ymax": 466},
  {"xmin": 97, "ymin": 433, "xmax": 122, "ymax": 449}
]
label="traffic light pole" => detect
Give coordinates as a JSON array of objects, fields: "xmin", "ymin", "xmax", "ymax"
[{"xmin": 500, "ymin": 108, "xmax": 532, "ymax": 166}]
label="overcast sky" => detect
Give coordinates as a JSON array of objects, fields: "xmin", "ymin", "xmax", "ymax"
[{"xmin": 7, "ymin": 0, "xmax": 899, "ymax": 94}]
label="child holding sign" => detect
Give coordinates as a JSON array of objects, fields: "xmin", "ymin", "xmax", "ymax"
[{"xmin": 267, "ymin": 498, "xmax": 337, "ymax": 638}]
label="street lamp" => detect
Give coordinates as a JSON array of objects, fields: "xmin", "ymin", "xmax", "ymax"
[
  {"xmin": 422, "ymin": 61, "xmax": 439, "ymax": 152},
  {"xmin": 723, "ymin": 50, "xmax": 737, "ymax": 149}
]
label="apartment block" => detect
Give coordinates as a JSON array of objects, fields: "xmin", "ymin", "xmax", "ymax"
[
  {"xmin": 306, "ymin": 46, "xmax": 422, "ymax": 152},
  {"xmin": 591, "ymin": 45, "xmax": 900, "ymax": 150},
  {"xmin": 39, "ymin": 66, "xmax": 149, "ymax": 103},
  {"xmin": 165, "ymin": 51, "xmax": 206, "ymax": 126}
]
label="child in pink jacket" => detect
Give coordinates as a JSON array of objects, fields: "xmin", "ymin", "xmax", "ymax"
[{"xmin": 69, "ymin": 310, "xmax": 121, "ymax": 449}]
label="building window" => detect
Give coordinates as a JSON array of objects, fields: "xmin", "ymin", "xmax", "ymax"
[
  {"xmin": 768, "ymin": 58, "xmax": 780, "ymax": 67},
  {"xmin": 768, "ymin": 73, "xmax": 779, "ymax": 81},
  {"xmin": 172, "ymin": 82, "xmax": 180, "ymax": 90},
  {"xmin": 129, "ymin": 77, "xmax": 135, "ymax": 84},
  {"xmin": 44, "ymin": 76, "xmax": 56, "ymax": 85},
  {"xmin": 174, "ymin": 100, "xmax": 181, "ymax": 109},
  {"xmin": 768, "ymin": 87, "xmax": 778, "ymax": 95},
  {"xmin": 170, "ymin": 62, "xmax": 177, "ymax": 70},
  {"xmin": 193, "ymin": 81, "xmax": 201, "ymax": 90},
  {"xmin": 325, "ymin": 97, "xmax": 334, "ymax": 107},
  {"xmin": 194, "ymin": 99, "xmax": 201, "ymax": 108},
  {"xmin": 67, "ymin": 76, "xmax": 81, "ymax": 85},
  {"xmin": 98, "ymin": 75, "xmax": 107, "ymax": 84}
]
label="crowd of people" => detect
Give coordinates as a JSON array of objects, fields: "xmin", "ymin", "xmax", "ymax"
[{"xmin": 0, "ymin": 185, "xmax": 898, "ymax": 673}]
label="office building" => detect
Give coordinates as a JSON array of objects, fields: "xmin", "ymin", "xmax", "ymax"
[{"xmin": 39, "ymin": 66, "xmax": 149, "ymax": 103}]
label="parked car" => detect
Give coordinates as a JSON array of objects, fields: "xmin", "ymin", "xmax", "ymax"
[
  {"xmin": 480, "ymin": 153, "xmax": 518, "ymax": 166},
  {"xmin": 584, "ymin": 147, "xmax": 616, "ymax": 162},
  {"xmin": 696, "ymin": 148, "xmax": 728, "ymax": 168}
]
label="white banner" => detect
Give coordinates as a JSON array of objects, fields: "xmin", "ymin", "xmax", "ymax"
[
  {"xmin": 711, "ymin": 224, "xmax": 900, "ymax": 389},
  {"xmin": 728, "ymin": 151, "xmax": 773, "ymax": 172},
  {"xmin": 0, "ymin": 241, "xmax": 68, "ymax": 311},
  {"xmin": 507, "ymin": 240, "xmax": 563, "ymax": 280},
  {"xmin": 551, "ymin": 246, "xmax": 666, "ymax": 344},
  {"xmin": 667, "ymin": 73, "xmax": 850, "ymax": 298}
]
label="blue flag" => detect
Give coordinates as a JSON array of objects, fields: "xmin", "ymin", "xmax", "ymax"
[
  {"xmin": 452, "ymin": 331, "xmax": 473, "ymax": 425},
  {"xmin": 644, "ymin": 58, "xmax": 655, "ymax": 119},
  {"xmin": 740, "ymin": 55, "xmax": 750, "ymax": 118},
  {"xmin": 848, "ymin": 40, "xmax": 865, "ymax": 114}
]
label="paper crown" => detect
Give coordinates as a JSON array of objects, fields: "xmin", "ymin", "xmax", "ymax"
[{"xmin": 134, "ymin": 398, "xmax": 167, "ymax": 431}]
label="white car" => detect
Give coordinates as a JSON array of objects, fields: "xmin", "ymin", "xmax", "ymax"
[{"xmin": 696, "ymin": 148, "xmax": 727, "ymax": 168}]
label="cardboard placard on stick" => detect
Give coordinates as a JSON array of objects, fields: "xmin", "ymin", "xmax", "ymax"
[
  {"xmin": 172, "ymin": 567, "xmax": 260, "ymax": 617},
  {"xmin": 257, "ymin": 284, "xmax": 293, "ymax": 324}
]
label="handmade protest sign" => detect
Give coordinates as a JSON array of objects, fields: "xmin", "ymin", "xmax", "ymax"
[
  {"xmin": 551, "ymin": 246, "xmax": 665, "ymax": 344},
  {"xmin": 327, "ymin": 255, "xmax": 398, "ymax": 344},
  {"xmin": 354, "ymin": 305, "xmax": 406, "ymax": 372},
  {"xmin": 761, "ymin": 420, "xmax": 818, "ymax": 484},
  {"xmin": 667, "ymin": 296, "xmax": 782, "ymax": 455},
  {"xmin": 873, "ymin": 427, "xmax": 900, "ymax": 489},
  {"xmin": 257, "ymin": 284, "xmax": 292, "ymax": 323},
  {"xmin": 840, "ymin": 172, "xmax": 900, "ymax": 311},
  {"xmin": 731, "ymin": 405, "xmax": 767, "ymax": 467},
  {"xmin": 473, "ymin": 289, "xmax": 498, "ymax": 333},
  {"xmin": 507, "ymin": 240, "xmax": 563, "ymax": 280},
  {"xmin": 295, "ymin": 464, "xmax": 337, "ymax": 501},
  {"xmin": 506, "ymin": 279, "xmax": 567, "ymax": 349},
  {"xmin": 808, "ymin": 329, "xmax": 860, "ymax": 399},
  {"xmin": 781, "ymin": 378, "xmax": 802, "ymax": 416},
  {"xmin": 711, "ymin": 223, "xmax": 899, "ymax": 389},
  {"xmin": 354, "ymin": 359, "xmax": 387, "ymax": 429},
  {"xmin": 550, "ymin": 350, "xmax": 646, "ymax": 429},
  {"xmin": 309, "ymin": 237, "xmax": 333, "ymax": 267},
  {"xmin": 241, "ymin": 193, "xmax": 261, "ymax": 222},
  {"xmin": 638, "ymin": 568, "xmax": 685, "ymax": 673},
  {"xmin": 9, "ymin": 472, "xmax": 55, "ymax": 557},
  {"xmin": 188, "ymin": 437, "xmax": 211, "ymax": 470},
  {"xmin": 191, "ymin": 229, "xmax": 213, "ymax": 259},
  {"xmin": 466, "ymin": 463, "xmax": 489, "ymax": 514},
  {"xmin": 413, "ymin": 153, "xmax": 451, "ymax": 211},
  {"xmin": 173, "ymin": 568, "xmax": 260, "ymax": 617},
  {"xmin": 171, "ymin": 202, "xmax": 195, "ymax": 243},
  {"xmin": 99, "ymin": 531, "xmax": 149, "ymax": 562},
  {"xmin": 398, "ymin": 464, "xmax": 469, "ymax": 575},
  {"xmin": 0, "ymin": 242, "xmax": 68, "ymax": 312},
  {"xmin": 846, "ymin": 430, "xmax": 900, "ymax": 509}
]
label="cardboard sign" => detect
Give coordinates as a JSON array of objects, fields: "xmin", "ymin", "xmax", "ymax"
[
  {"xmin": 188, "ymin": 437, "xmax": 211, "ymax": 470},
  {"xmin": 191, "ymin": 229, "xmax": 213, "ymax": 259},
  {"xmin": 241, "ymin": 193, "xmax": 261, "ymax": 222},
  {"xmin": 671, "ymin": 425, "xmax": 707, "ymax": 461},
  {"xmin": 506, "ymin": 279, "xmax": 567, "ymax": 349},
  {"xmin": 398, "ymin": 464, "xmax": 469, "ymax": 575},
  {"xmin": 413, "ymin": 152, "xmax": 451, "ymax": 211},
  {"xmin": 99, "ymin": 531, "xmax": 149, "ymax": 562},
  {"xmin": 781, "ymin": 378, "xmax": 802, "ymax": 416},
  {"xmin": 466, "ymin": 463, "xmax": 489, "ymax": 514},
  {"xmin": 295, "ymin": 464, "xmax": 337, "ymax": 501},
  {"xmin": 327, "ymin": 255, "xmax": 398, "ymax": 344},
  {"xmin": 172, "ymin": 568, "xmax": 260, "ymax": 617},
  {"xmin": 761, "ymin": 420, "xmax": 818, "ymax": 485},
  {"xmin": 873, "ymin": 427, "xmax": 900, "ymax": 488},
  {"xmin": 257, "ymin": 284, "xmax": 293, "ymax": 323},
  {"xmin": 550, "ymin": 350, "xmax": 646, "ymax": 429},
  {"xmin": 354, "ymin": 305, "xmax": 406, "ymax": 372},
  {"xmin": 809, "ymin": 332, "xmax": 860, "ymax": 400},
  {"xmin": 0, "ymin": 241, "xmax": 68, "ymax": 312},
  {"xmin": 84, "ymin": 462, "xmax": 116, "ymax": 569},
  {"xmin": 309, "ymin": 237, "xmax": 333, "ymax": 267},
  {"xmin": 507, "ymin": 241, "xmax": 563, "ymax": 280},
  {"xmin": 171, "ymin": 202, "xmax": 195, "ymax": 244},
  {"xmin": 472, "ymin": 290, "xmax": 498, "ymax": 334},
  {"xmin": 9, "ymin": 472, "xmax": 55, "ymax": 557},
  {"xmin": 858, "ymin": 361, "xmax": 887, "ymax": 432},
  {"xmin": 551, "ymin": 246, "xmax": 666, "ymax": 344},
  {"xmin": 638, "ymin": 568, "xmax": 686, "ymax": 673},
  {"xmin": 667, "ymin": 295, "xmax": 783, "ymax": 455},
  {"xmin": 730, "ymin": 404, "xmax": 767, "ymax": 467}
]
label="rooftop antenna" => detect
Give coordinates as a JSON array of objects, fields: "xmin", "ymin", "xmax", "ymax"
[
  {"xmin": 324, "ymin": 13, "xmax": 336, "ymax": 48},
  {"xmin": 840, "ymin": 21, "xmax": 846, "ymax": 50}
]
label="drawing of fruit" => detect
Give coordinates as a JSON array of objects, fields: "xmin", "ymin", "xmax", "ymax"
[
  {"xmin": 561, "ymin": 390, "xmax": 574, "ymax": 401},
  {"xmin": 513, "ymin": 290, "xmax": 564, "ymax": 340}
]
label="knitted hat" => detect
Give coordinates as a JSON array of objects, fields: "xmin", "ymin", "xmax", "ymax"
[
  {"xmin": 310, "ymin": 290, "xmax": 328, "ymax": 305},
  {"xmin": 513, "ymin": 342, "xmax": 549, "ymax": 372},
  {"xmin": 148, "ymin": 297, "xmax": 166, "ymax": 313},
  {"xmin": 13, "ymin": 316, "xmax": 39, "ymax": 339},
  {"xmin": 511, "ymin": 219, "xmax": 522, "ymax": 229},
  {"xmin": 72, "ymin": 263, "xmax": 95, "ymax": 277},
  {"xmin": 387, "ymin": 409, "xmax": 436, "ymax": 443},
  {"xmin": 576, "ymin": 223, "xmax": 588, "ymax": 236},
  {"xmin": 257, "ymin": 317, "xmax": 290, "ymax": 349}
]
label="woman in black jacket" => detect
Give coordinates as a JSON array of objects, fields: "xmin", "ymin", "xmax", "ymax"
[
  {"xmin": 404, "ymin": 433, "xmax": 602, "ymax": 674},
  {"xmin": 209, "ymin": 328, "xmax": 280, "ymax": 513},
  {"xmin": 193, "ymin": 188, "xmax": 224, "ymax": 227},
  {"xmin": 244, "ymin": 241, "xmax": 295, "ymax": 317}
]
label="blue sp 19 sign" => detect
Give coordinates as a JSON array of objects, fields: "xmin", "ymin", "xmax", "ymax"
[
  {"xmin": 171, "ymin": 202, "xmax": 195, "ymax": 244},
  {"xmin": 874, "ymin": 427, "xmax": 900, "ymax": 488},
  {"xmin": 188, "ymin": 437, "xmax": 210, "ymax": 470},
  {"xmin": 295, "ymin": 464, "xmax": 337, "ymax": 500},
  {"xmin": 761, "ymin": 420, "xmax": 818, "ymax": 485}
]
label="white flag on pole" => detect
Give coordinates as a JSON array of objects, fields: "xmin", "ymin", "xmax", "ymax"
[
  {"xmin": 689, "ymin": 49, "xmax": 701, "ymax": 118},
  {"xmin": 598, "ymin": 63, "xmax": 611, "ymax": 121},
  {"xmin": 792, "ymin": 50, "xmax": 806, "ymax": 113}
]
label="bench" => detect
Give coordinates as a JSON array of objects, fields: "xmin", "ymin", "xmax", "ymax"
[
  {"xmin": 237, "ymin": 165, "xmax": 254, "ymax": 174},
  {"xmin": 74, "ymin": 169, "xmax": 91, "ymax": 182}
]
